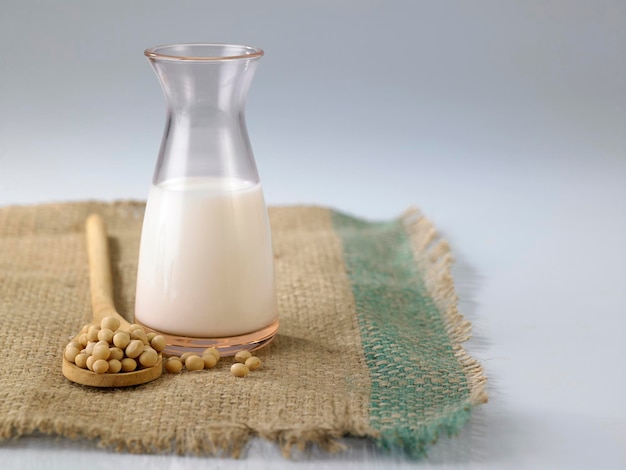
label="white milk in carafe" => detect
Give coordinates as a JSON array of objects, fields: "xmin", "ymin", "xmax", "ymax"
[{"xmin": 134, "ymin": 176, "xmax": 277, "ymax": 337}]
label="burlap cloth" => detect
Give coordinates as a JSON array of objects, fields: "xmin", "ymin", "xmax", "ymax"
[{"xmin": 0, "ymin": 202, "xmax": 486, "ymax": 458}]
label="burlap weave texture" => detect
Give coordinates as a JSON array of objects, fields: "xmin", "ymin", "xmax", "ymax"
[{"xmin": 0, "ymin": 202, "xmax": 486, "ymax": 457}]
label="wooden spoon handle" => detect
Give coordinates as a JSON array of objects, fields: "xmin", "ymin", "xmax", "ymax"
[{"xmin": 85, "ymin": 214, "xmax": 131, "ymax": 328}]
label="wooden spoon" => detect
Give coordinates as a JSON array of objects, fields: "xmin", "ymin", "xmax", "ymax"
[{"xmin": 62, "ymin": 214, "xmax": 162, "ymax": 387}]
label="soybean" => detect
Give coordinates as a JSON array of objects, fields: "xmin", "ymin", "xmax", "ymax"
[
  {"xmin": 120, "ymin": 357, "xmax": 137, "ymax": 372},
  {"xmin": 234, "ymin": 350, "xmax": 252, "ymax": 363},
  {"xmin": 125, "ymin": 340, "xmax": 144, "ymax": 359},
  {"xmin": 150, "ymin": 335, "xmax": 167, "ymax": 353},
  {"xmin": 165, "ymin": 357, "xmax": 183, "ymax": 374},
  {"xmin": 113, "ymin": 331, "xmax": 131, "ymax": 349},
  {"xmin": 97, "ymin": 328, "xmax": 114, "ymax": 344},
  {"xmin": 202, "ymin": 354, "xmax": 218, "ymax": 369},
  {"xmin": 185, "ymin": 355, "xmax": 204, "ymax": 371},
  {"xmin": 109, "ymin": 347, "xmax": 124, "ymax": 361},
  {"xmin": 108, "ymin": 359, "xmax": 122, "ymax": 374},
  {"xmin": 100, "ymin": 315, "xmax": 120, "ymax": 332},
  {"xmin": 92, "ymin": 359, "xmax": 109, "ymax": 374},
  {"xmin": 78, "ymin": 333, "xmax": 89, "ymax": 348},
  {"xmin": 130, "ymin": 329, "xmax": 149, "ymax": 345},
  {"xmin": 203, "ymin": 347, "xmax": 220, "ymax": 360},
  {"xmin": 230, "ymin": 363, "xmax": 249, "ymax": 377},
  {"xmin": 74, "ymin": 353, "xmax": 88, "ymax": 369},
  {"xmin": 92, "ymin": 344, "xmax": 111, "ymax": 361},
  {"xmin": 64, "ymin": 345, "xmax": 80, "ymax": 363},
  {"xmin": 180, "ymin": 352, "xmax": 194, "ymax": 363},
  {"xmin": 139, "ymin": 348, "xmax": 159, "ymax": 368},
  {"xmin": 85, "ymin": 341, "xmax": 96, "ymax": 355},
  {"xmin": 128, "ymin": 324, "xmax": 145, "ymax": 335},
  {"xmin": 245, "ymin": 356, "xmax": 262, "ymax": 371},
  {"xmin": 87, "ymin": 325, "xmax": 101, "ymax": 342}
]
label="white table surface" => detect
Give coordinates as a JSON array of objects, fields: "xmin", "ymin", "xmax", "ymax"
[{"xmin": 1, "ymin": 1, "xmax": 625, "ymax": 468}]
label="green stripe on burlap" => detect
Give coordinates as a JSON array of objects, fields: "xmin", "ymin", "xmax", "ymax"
[{"xmin": 332, "ymin": 209, "xmax": 486, "ymax": 457}]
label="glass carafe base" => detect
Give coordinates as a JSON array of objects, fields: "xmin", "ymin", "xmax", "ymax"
[{"xmin": 137, "ymin": 319, "xmax": 279, "ymax": 357}]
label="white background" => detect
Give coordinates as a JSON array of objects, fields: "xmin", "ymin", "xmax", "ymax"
[{"xmin": 1, "ymin": 1, "xmax": 625, "ymax": 468}]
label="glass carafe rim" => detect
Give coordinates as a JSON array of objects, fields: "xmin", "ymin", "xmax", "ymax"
[{"xmin": 145, "ymin": 43, "xmax": 264, "ymax": 62}]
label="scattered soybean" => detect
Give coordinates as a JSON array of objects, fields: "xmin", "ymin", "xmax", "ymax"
[
  {"xmin": 230, "ymin": 363, "xmax": 249, "ymax": 377},
  {"xmin": 234, "ymin": 350, "xmax": 252, "ymax": 363},
  {"xmin": 185, "ymin": 355, "xmax": 205, "ymax": 371},
  {"xmin": 245, "ymin": 356, "xmax": 262, "ymax": 371}
]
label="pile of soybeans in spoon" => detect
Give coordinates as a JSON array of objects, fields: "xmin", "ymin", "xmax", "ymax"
[{"xmin": 64, "ymin": 316, "xmax": 164, "ymax": 374}]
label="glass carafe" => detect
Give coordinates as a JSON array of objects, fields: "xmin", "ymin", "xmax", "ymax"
[{"xmin": 135, "ymin": 44, "xmax": 278, "ymax": 356}]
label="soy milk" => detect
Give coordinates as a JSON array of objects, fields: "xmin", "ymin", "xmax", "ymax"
[{"xmin": 135, "ymin": 177, "xmax": 277, "ymax": 337}]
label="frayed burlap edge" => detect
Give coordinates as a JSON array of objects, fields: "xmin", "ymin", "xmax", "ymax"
[
  {"xmin": 388, "ymin": 207, "xmax": 488, "ymax": 454},
  {"xmin": 0, "ymin": 419, "xmax": 349, "ymax": 458},
  {"xmin": 326, "ymin": 208, "xmax": 487, "ymax": 459}
]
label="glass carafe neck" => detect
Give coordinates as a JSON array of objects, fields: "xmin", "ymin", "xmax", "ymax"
[{"xmin": 146, "ymin": 44, "xmax": 263, "ymax": 186}]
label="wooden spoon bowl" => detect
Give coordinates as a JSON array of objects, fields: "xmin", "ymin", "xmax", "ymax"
[{"xmin": 62, "ymin": 214, "xmax": 162, "ymax": 387}]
